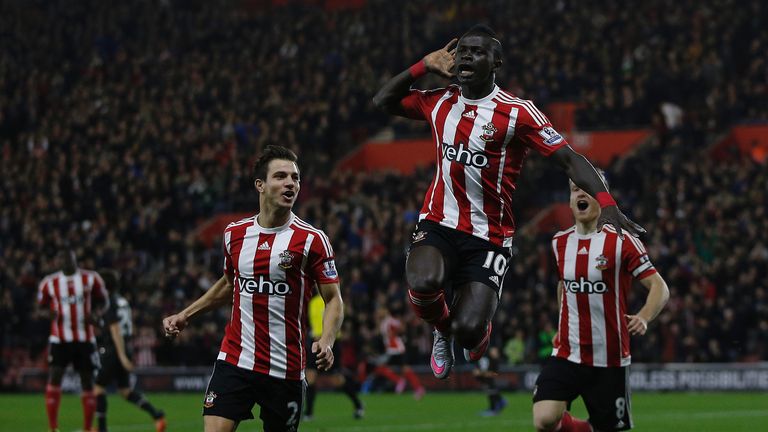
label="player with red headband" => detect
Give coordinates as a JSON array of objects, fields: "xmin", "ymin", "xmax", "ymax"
[{"xmin": 373, "ymin": 24, "xmax": 644, "ymax": 379}]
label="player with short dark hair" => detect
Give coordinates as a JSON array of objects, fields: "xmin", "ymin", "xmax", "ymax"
[
  {"xmin": 163, "ymin": 145, "xmax": 344, "ymax": 432},
  {"xmin": 93, "ymin": 269, "xmax": 166, "ymax": 432},
  {"xmin": 38, "ymin": 248, "xmax": 109, "ymax": 432},
  {"xmin": 531, "ymin": 175, "xmax": 669, "ymax": 431},
  {"xmin": 373, "ymin": 25, "xmax": 644, "ymax": 379}
]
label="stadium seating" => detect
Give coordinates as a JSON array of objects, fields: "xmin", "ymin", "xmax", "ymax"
[{"xmin": 1, "ymin": 0, "xmax": 766, "ymax": 389}]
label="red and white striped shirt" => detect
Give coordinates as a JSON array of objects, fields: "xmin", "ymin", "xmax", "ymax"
[
  {"xmin": 551, "ymin": 226, "xmax": 657, "ymax": 367},
  {"xmin": 380, "ymin": 315, "xmax": 405, "ymax": 356},
  {"xmin": 218, "ymin": 213, "xmax": 338, "ymax": 380},
  {"xmin": 401, "ymin": 84, "xmax": 568, "ymax": 247},
  {"xmin": 37, "ymin": 269, "xmax": 108, "ymax": 344}
]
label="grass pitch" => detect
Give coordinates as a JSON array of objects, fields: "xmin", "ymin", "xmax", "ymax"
[{"xmin": 2, "ymin": 391, "xmax": 765, "ymax": 431}]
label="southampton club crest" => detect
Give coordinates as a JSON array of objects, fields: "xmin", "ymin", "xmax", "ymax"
[
  {"xmin": 279, "ymin": 250, "xmax": 295, "ymax": 270},
  {"xmin": 595, "ymin": 254, "xmax": 609, "ymax": 271},
  {"xmin": 204, "ymin": 391, "xmax": 217, "ymax": 408},
  {"xmin": 479, "ymin": 122, "xmax": 498, "ymax": 142}
]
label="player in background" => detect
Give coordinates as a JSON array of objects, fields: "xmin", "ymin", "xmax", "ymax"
[
  {"xmin": 163, "ymin": 145, "xmax": 344, "ymax": 432},
  {"xmin": 369, "ymin": 306, "xmax": 425, "ymax": 399},
  {"xmin": 373, "ymin": 24, "xmax": 644, "ymax": 379},
  {"xmin": 303, "ymin": 292, "xmax": 364, "ymax": 421},
  {"xmin": 473, "ymin": 346, "xmax": 507, "ymax": 417},
  {"xmin": 37, "ymin": 248, "xmax": 109, "ymax": 432},
  {"xmin": 93, "ymin": 270, "xmax": 166, "ymax": 432},
  {"xmin": 532, "ymin": 174, "xmax": 669, "ymax": 431}
]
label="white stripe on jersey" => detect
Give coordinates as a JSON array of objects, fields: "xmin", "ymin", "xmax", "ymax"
[
  {"xmin": 426, "ymin": 91, "xmax": 457, "ymax": 215},
  {"xmin": 74, "ymin": 274, "xmax": 87, "ymax": 341},
  {"xmin": 587, "ymin": 232, "xmax": 607, "ymax": 366},
  {"xmin": 438, "ymin": 99, "xmax": 467, "ymax": 228},
  {"xmin": 467, "ymin": 102, "xmax": 496, "ymax": 238},
  {"xmin": 614, "ymin": 234, "xmax": 626, "ymax": 366},
  {"xmin": 297, "ymin": 233, "xmax": 314, "ymax": 381},
  {"xmin": 224, "ymin": 230, "xmax": 232, "ymax": 256},
  {"xmin": 60, "ymin": 275, "xmax": 73, "ymax": 342},
  {"xmin": 46, "ymin": 279, "xmax": 61, "ymax": 343},
  {"xmin": 236, "ymin": 226, "xmax": 260, "ymax": 370},
  {"xmin": 268, "ymin": 229, "xmax": 293, "ymax": 379},
  {"xmin": 562, "ymin": 235, "xmax": 581, "ymax": 363}
]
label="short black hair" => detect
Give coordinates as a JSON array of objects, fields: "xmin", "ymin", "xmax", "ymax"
[
  {"xmin": 463, "ymin": 24, "xmax": 498, "ymax": 39},
  {"xmin": 253, "ymin": 145, "xmax": 298, "ymax": 181},
  {"xmin": 461, "ymin": 24, "xmax": 503, "ymax": 61}
]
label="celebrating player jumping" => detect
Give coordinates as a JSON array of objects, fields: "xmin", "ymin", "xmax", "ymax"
[{"xmin": 373, "ymin": 24, "xmax": 644, "ymax": 379}]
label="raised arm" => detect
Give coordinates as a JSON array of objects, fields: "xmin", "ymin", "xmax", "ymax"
[
  {"xmin": 162, "ymin": 275, "xmax": 233, "ymax": 338},
  {"xmin": 550, "ymin": 145, "xmax": 646, "ymax": 238},
  {"xmin": 372, "ymin": 38, "xmax": 457, "ymax": 116}
]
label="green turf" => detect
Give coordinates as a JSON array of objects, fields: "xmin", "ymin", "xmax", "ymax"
[{"xmin": 2, "ymin": 391, "xmax": 766, "ymax": 431}]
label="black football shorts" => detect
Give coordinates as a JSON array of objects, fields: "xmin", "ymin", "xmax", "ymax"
[
  {"xmin": 48, "ymin": 342, "xmax": 100, "ymax": 371},
  {"xmin": 95, "ymin": 350, "xmax": 131, "ymax": 389},
  {"xmin": 203, "ymin": 360, "xmax": 305, "ymax": 432},
  {"xmin": 533, "ymin": 356, "xmax": 633, "ymax": 431},
  {"xmin": 409, "ymin": 219, "xmax": 512, "ymax": 297}
]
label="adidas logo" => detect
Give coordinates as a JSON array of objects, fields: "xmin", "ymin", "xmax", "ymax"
[
  {"xmin": 462, "ymin": 110, "xmax": 476, "ymax": 119},
  {"xmin": 578, "ymin": 247, "xmax": 589, "ymax": 255},
  {"xmin": 257, "ymin": 241, "xmax": 271, "ymax": 251},
  {"xmin": 488, "ymin": 275, "xmax": 499, "ymax": 286}
]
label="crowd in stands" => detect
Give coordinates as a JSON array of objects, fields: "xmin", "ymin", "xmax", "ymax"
[{"xmin": 1, "ymin": 0, "xmax": 766, "ymax": 389}]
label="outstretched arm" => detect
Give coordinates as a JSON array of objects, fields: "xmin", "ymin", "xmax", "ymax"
[
  {"xmin": 372, "ymin": 38, "xmax": 457, "ymax": 116},
  {"xmin": 551, "ymin": 145, "xmax": 646, "ymax": 237},
  {"xmin": 162, "ymin": 275, "xmax": 233, "ymax": 338}
]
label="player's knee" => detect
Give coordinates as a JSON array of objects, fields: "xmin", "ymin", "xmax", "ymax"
[
  {"xmin": 533, "ymin": 411, "xmax": 562, "ymax": 432},
  {"xmin": 451, "ymin": 317, "xmax": 486, "ymax": 348},
  {"xmin": 406, "ymin": 271, "xmax": 443, "ymax": 294}
]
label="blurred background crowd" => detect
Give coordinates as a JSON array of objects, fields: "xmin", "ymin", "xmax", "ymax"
[{"xmin": 1, "ymin": 0, "xmax": 766, "ymax": 389}]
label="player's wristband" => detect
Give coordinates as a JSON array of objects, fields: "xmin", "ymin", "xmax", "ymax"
[
  {"xmin": 595, "ymin": 192, "xmax": 617, "ymax": 208},
  {"xmin": 409, "ymin": 60, "xmax": 427, "ymax": 78}
]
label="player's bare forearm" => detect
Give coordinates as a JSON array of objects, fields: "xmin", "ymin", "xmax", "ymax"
[
  {"xmin": 551, "ymin": 146, "xmax": 607, "ymax": 197},
  {"xmin": 637, "ymin": 273, "xmax": 670, "ymax": 323},
  {"xmin": 556, "ymin": 280, "xmax": 563, "ymax": 306},
  {"xmin": 552, "ymin": 146, "xmax": 646, "ymax": 236},
  {"xmin": 373, "ymin": 39, "xmax": 456, "ymax": 116},
  {"xmin": 372, "ymin": 69, "xmax": 418, "ymax": 116},
  {"xmin": 317, "ymin": 283, "xmax": 344, "ymax": 347},
  {"xmin": 109, "ymin": 322, "xmax": 129, "ymax": 360},
  {"xmin": 179, "ymin": 275, "xmax": 233, "ymax": 322}
]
